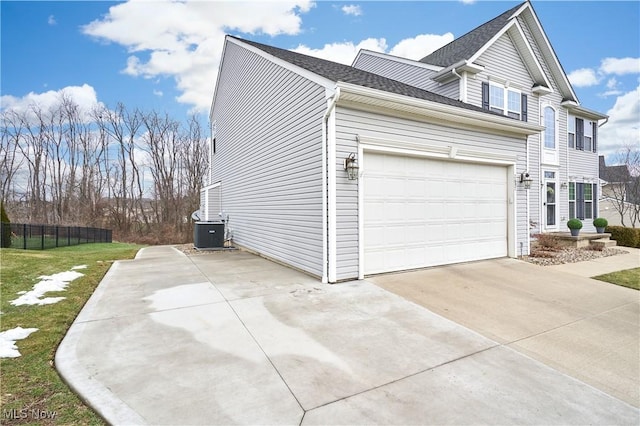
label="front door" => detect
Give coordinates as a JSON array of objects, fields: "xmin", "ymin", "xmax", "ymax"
[{"xmin": 544, "ymin": 171, "xmax": 558, "ymax": 230}]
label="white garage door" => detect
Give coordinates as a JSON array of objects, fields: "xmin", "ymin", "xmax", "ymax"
[{"xmin": 364, "ymin": 152, "xmax": 508, "ymax": 275}]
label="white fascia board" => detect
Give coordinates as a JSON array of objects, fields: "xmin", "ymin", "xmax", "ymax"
[
  {"xmin": 336, "ymin": 82, "xmax": 545, "ymax": 136},
  {"xmin": 468, "ymin": 19, "xmax": 552, "ymax": 91},
  {"xmin": 432, "ymin": 60, "xmax": 484, "ymax": 83},
  {"xmin": 564, "ymin": 103, "xmax": 609, "ymax": 121},
  {"xmin": 520, "ymin": 5, "xmax": 579, "ymax": 102},
  {"xmin": 210, "ymin": 37, "xmax": 230, "ymax": 121},
  {"xmin": 508, "ymin": 22, "xmax": 553, "ymax": 89},
  {"xmin": 353, "ymin": 49, "xmax": 443, "ymax": 72},
  {"xmin": 228, "ymin": 37, "xmax": 336, "ymax": 95}
]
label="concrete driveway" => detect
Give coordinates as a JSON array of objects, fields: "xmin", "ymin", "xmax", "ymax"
[
  {"xmin": 56, "ymin": 246, "xmax": 639, "ymax": 425},
  {"xmin": 371, "ymin": 256, "xmax": 640, "ymax": 408}
]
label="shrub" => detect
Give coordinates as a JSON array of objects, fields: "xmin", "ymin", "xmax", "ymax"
[
  {"xmin": 1, "ymin": 202, "xmax": 11, "ymax": 248},
  {"xmin": 567, "ymin": 218, "xmax": 583, "ymax": 230},
  {"xmin": 593, "ymin": 217, "xmax": 608, "ymax": 228},
  {"xmin": 606, "ymin": 226, "xmax": 640, "ymax": 248},
  {"xmin": 532, "ymin": 233, "xmax": 560, "ymax": 250}
]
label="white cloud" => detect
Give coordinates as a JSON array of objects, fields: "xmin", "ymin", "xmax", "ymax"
[
  {"xmin": 0, "ymin": 84, "xmax": 102, "ymax": 122},
  {"xmin": 82, "ymin": 0, "xmax": 314, "ymax": 112},
  {"xmin": 153, "ymin": 89, "xmax": 164, "ymax": 97},
  {"xmin": 48, "ymin": 15, "xmax": 57, "ymax": 26},
  {"xmin": 598, "ymin": 85, "xmax": 640, "ymax": 159},
  {"xmin": 293, "ymin": 38, "xmax": 387, "ymax": 65},
  {"xmin": 293, "ymin": 32, "xmax": 453, "ymax": 66},
  {"xmin": 389, "ymin": 33, "xmax": 454, "ymax": 61},
  {"xmin": 341, "ymin": 5, "xmax": 362, "ymax": 16},
  {"xmin": 567, "ymin": 68, "xmax": 599, "ymax": 87},
  {"xmin": 460, "ymin": 0, "xmax": 477, "ymax": 4},
  {"xmin": 600, "ymin": 57, "xmax": 640, "ymax": 75}
]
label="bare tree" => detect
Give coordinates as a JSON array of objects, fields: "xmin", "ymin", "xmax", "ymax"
[
  {"xmin": 0, "ymin": 110, "xmax": 26, "ymax": 205},
  {"xmin": 2, "ymin": 98, "xmax": 208, "ymax": 243},
  {"xmin": 180, "ymin": 115, "xmax": 208, "ymax": 220},
  {"xmin": 601, "ymin": 145, "xmax": 640, "ymax": 227}
]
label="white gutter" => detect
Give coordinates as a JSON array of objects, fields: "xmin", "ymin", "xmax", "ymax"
[
  {"xmin": 337, "ymin": 82, "xmax": 544, "ymax": 136},
  {"xmin": 322, "ymin": 87, "xmax": 340, "ymax": 284}
]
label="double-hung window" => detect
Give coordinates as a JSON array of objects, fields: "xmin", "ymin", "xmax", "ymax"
[
  {"xmin": 507, "ymin": 90, "xmax": 521, "ymax": 119},
  {"xmin": 569, "ymin": 182, "xmax": 597, "ymax": 220},
  {"xmin": 489, "ymin": 84, "xmax": 505, "ymax": 114},
  {"xmin": 544, "ymin": 106, "xmax": 556, "ymax": 149},
  {"xmin": 584, "ymin": 120, "xmax": 593, "ymax": 152},
  {"xmin": 568, "ymin": 182, "xmax": 576, "ymax": 219},
  {"xmin": 211, "ymin": 120, "xmax": 217, "ymax": 154},
  {"xmin": 572, "ymin": 117, "xmax": 597, "ymax": 152},
  {"xmin": 567, "ymin": 114, "xmax": 575, "ymax": 148},
  {"xmin": 482, "ymin": 81, "xmax": 527, "ymax": 121}
]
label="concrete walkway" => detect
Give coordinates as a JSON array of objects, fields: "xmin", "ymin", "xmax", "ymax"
[
  {"xmin": 548, "ymin": 246, "xmax": 639, "ymax": 277},
  {"xmin": 56, "ymin": 246, "xmax": 639, "ymax": 425}
]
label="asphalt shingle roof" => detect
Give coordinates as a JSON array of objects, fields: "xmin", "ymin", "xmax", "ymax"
[
  {"xmin": 231, "ymin": 36, "xmax": 502, "ymax": 117},
  {"xmin": 420, "ymin": 1, "xmax": 526, "ymax": 67}
]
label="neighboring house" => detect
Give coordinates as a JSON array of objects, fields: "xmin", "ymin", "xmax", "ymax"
[
  {"xmin": 599, "ymin": 156, "xmax": 639, "ymax": 227},
  {"xmin": 202, "ymin": 0, "xmax": 607, "ymax": 283}
]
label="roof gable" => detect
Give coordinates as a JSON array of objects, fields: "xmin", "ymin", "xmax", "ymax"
[
  {"xmin": 229, "ymin": 36, "xmax": 503, "ymax": 116},
  {"xmin": 420, "ymin": 2, "xmax": 525, "ymax": 67},
  {"xmin": 421, "ymin": 1, "xmax": 581, "ymax": 102}
]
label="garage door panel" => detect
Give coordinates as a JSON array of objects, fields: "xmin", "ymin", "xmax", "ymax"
[{"xmin": 364, "ymin": 152, "xmax": 508, "ymax": 275}]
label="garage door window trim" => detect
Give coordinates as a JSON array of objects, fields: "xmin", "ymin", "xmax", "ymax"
[{"xmin": 357, "ymin": 134, "xmax": 517, "ymax": 165}]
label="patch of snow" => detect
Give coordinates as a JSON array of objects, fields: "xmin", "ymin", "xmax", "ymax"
[
  {"xmin": 0, "ymin": 327, "xmax": 38, "ymax": 358},
  {"xmin": 71, "ymin": 265, "xmax": 88, "ymax": 270},
  {"xmin": 11, "ymin": 270, "xmax": 84, "ymax": 306}
]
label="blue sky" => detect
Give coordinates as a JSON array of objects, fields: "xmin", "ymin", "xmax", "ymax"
[{"xmin": 2, "ymin": 1, "xmax": 639, "ymax": 159}]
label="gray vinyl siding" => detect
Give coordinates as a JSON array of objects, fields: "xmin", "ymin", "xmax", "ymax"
[
  {"xmin": 353, "ymin": 53, "xmax": 441, "ymax": 92},
  {"xmin": 431, "ymin": 81, "xmax": 459, "ymax": 100},
  {"xmin": 210, "ymin": 41, "xmax": 326, "ymax": 277},
  {"xmin": 206, "ymin": 185, "xmax": 221, "ymax": 221},
  {"xmin": 472, "ymin": 33, "xmax": 534, "ymax": 108},
  {"xmin": 469, "ymin": 33, "xmax": 538, "ymax": 239},
  {"xmin": 335, "ymin": 106, "xmax": 530, "ymax": 280}
]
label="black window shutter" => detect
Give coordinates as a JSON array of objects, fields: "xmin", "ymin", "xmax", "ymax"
[
  {"xmin": 576, "ymin": 183, "xmax": 585, "ymax": 219},
  {"xmin": 213, "ymin": 138, "xmax": 216, "ymax": 154},
  {"xmin": 521, "ymin": 94, "xmax": 528, "ymax": 121},
  {"xmin": 576, "ymin": 118, "xmax": 584, "ymax": 150},
  {"xmin": 593, "ymin": 184, "xmax": 598, "ymax": 219},
  {"xmin": 592, "ymin": 122, "xmax": 597, "ymax": 153},
  {"xmin": 482, "ymin": 82, "xmax": 489, "ymax": 110}
]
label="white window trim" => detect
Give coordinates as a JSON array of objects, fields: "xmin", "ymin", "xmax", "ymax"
[
  {"xmin": 543, "ymin": 106, "xmax": 557, "ymax": 150},
  {"xmin": 567, "ymin": 114, "xmax": 575, "ymax": 148},
  {"xmin": 489, "ymin": 83, "xmax": 522, "ymax": 119}
]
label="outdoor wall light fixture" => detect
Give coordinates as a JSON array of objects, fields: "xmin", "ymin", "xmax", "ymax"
[
  {"xmin": 520, "ymin": 172, "xmax": 533, "ymax": 190},
  {"xmin": 344, "ymin": 153, "xmax": 359, "ymax": 180}
]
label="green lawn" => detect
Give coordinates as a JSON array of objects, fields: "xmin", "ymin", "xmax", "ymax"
[
  {"xmin": 0, "ymin": 243, "xmax": 143, "ymax": 425},
  {"xmin": 593, "ymin": 267, "xmax": 640, "ymax": 290}
]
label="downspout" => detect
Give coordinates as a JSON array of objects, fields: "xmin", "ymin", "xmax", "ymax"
[
  {"xmin": 451, "ymin": 68, "xmax": 464, "ymax": 102},
  {"xmin": 322, "ymin": 87, "xmax": 341, "ymax": 284},
  {"xmin": 538, "ymin": 97, "xmax": 543, "ymax": 233},
  {"xmin": 525, "ymin": 136, "xmax": 530, "ymax": 255}
]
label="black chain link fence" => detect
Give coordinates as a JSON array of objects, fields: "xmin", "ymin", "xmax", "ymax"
[{"xmin": 1, "ymin": 223, "xmax": 112, "ymax": 250}]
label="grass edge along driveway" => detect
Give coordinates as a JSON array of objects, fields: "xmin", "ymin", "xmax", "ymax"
[
  {"xmin": 1, "ymin": 242, "xmax": 143, "ymax": 425},
  {"xmin": 593, "ymin": 267, "xmax": 640, "ymax": 291}
]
